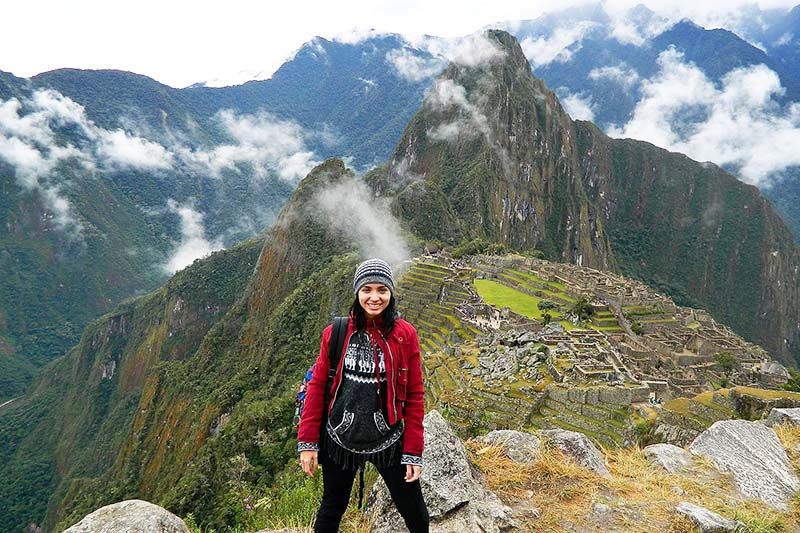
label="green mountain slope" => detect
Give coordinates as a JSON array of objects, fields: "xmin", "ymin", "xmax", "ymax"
[
  {"xmin": 0, "ymin": 159, "xmax": 358, "ymax": 532},
  {"xmin": 0, "ymin": 235, "xmax": 263, "ymax": 532}
]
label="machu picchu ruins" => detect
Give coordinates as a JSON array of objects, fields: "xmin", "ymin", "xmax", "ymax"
[{"xmin": 397, "ymin": 252, "xmax": 798, "ymax": 448}]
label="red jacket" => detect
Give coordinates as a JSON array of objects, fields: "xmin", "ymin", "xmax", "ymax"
[{"xmin": 297, "ymin": 316, "xmax": 425, "ymax": 465}]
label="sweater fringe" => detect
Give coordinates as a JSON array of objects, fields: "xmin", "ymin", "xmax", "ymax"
[{"xmin": 323, "ymin": 430, "xmax": 401, "ymax": 471}]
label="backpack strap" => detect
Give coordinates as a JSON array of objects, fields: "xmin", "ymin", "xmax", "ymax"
[
  {"xmin": 327, "ymin": 317, "xmax": 348, "ymax": 380},
  {"xmin": 322, "ymin": 317, "xmax": 348, "ymax": 427}
]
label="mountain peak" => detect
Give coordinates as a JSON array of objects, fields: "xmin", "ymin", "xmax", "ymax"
[{"xmin": 385, "ymin": 30, "xmax": 614, "ymax": 269}]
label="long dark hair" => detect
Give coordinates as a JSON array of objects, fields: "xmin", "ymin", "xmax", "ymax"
[{"xmin": 350, "ymin": 294, "xmax": 397, "ymax": 334}]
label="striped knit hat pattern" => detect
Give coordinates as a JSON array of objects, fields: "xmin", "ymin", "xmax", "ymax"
[{"xmin": 353, "ymin": 258, "xmax": 394, "ymax": 295}]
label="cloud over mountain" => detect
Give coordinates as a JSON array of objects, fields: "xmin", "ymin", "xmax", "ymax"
[
  {"xmin": 385, "ymin": 32, "xmax": 506, "ymax": 82},
  {"xmin": 310, "ymin": 174, "xmax": 410, "ymax": 266},
  {"xmin": 608, "ymin": 48, "xmax": 800, "ymax": 187},
  {"xmin": 162, "ymin": 199, "xmax": 224, "ymax": 274},
  {"xmin": 520, "ymin": 21, "xmax": 598, "ymax": 68},
  {"xmin": 0, "ymin": 89, "xmax": 320, "ymax": 244}
]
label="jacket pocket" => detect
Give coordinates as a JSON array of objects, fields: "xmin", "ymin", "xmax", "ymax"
[{"xmin": 396, "ymin": 367, "xmax": 408, "ymax": 400}]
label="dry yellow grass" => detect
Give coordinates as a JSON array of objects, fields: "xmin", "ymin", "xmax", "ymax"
[{"xmin": 465, "ymin": 430, "xmax": 800, "ymax": 533}]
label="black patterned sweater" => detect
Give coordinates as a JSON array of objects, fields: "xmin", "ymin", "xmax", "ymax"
[{"xmin": 322, "ymin": 330, "xmax": 404, "ymax": 469}]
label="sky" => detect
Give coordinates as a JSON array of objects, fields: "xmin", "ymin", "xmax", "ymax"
[{"xmin": 1, "ymin": 0, "xmax": 798, "ymax": 88}]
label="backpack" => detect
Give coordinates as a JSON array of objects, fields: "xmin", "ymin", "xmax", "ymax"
[{"xmin": 293, "ymin": 317, "xmax": 348, "ymax": 428}]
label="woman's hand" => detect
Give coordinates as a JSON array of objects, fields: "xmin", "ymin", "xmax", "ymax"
[
  {"xmin": 300, "ymin": 450, "xmax": 319, "ymax": 476},
  {"xmin": 405, "ymin": 464, "xmax": 421, "ymax": 482}
]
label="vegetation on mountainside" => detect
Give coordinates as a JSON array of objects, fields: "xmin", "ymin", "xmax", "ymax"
[
  {"xmin": 0, "ymin": 164, "xmax": 173, "ymax": 399},
  {"xmin": 0, "ymin": 237, "xmax": 262, "ymax": 533}
]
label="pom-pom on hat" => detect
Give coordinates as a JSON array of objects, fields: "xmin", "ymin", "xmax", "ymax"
[{"xmin": 353, "ymin": 258, "xmax": 394, "ymax": 295}]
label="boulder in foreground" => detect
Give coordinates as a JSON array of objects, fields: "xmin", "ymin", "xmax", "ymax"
[
  {"xmin": 63, "ymin": 499, "xmax": 190, "ymax": 533},
  {"xmin": 643, "ymin": 443, "xmax": 695, "ymax": 474},
  {"xmin": 368, "ymin": 410, "xmax": 516, "ymax": 532},
  {"xmin": 688, "ymin": 420, "xmax": 800, "ymax": 509},
  {"xmin": 476, "ymin": 429, "xmax": 541, "ymax": 463},
  {"xmin": 539, "ymin": 429, "xmax": 611, "ymax": 478}
]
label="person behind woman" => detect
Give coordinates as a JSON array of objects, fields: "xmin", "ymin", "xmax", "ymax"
[{"xmin": 297, "ymin": 258, "xmax": 429, "ymax": 532}]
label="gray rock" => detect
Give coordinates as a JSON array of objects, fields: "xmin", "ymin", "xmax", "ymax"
[
  {"xmin": 688, "ymin": 420, "xmax": 800, "ymax": 509},
  {"xmin": 476, "ymin": 430, "xmax": 541, "ymax": 463},
  {"xmin": 538, "ymin": 429, "xmax": 611, "ymax": 478},
  {"xmin": 643, "ymin": 443, "xmax": 695, "ymax": 473},
  {"xmin": 592, "ymin": 502, "xmax": 611, "ymax": 514},
  {"xmin": 653, "ymin": 422, "xmax": 701, "ymax": 447},
  {"xmin": 542, "ymin": 323, "xmax": 565, "ymax": 335},
  {"xmin": 368, "ymin": 411, "xmax": 516, "ymax": 532},
  {"xmin": 675, "ymin": 502, "xmax": 743, "ymax": 532},
  {"xmin": 765, "ymin": 407, "xmax": 800, "ymax": 427},
  {"xmin": 517, "ymin": 331, "xmax": 538, "ymax": 344},
  {"xmin": 760, "ymin": 361, "xmax": 790, "ymax": 379},
  {"xmin": 63, "ymin": 500, "xmax": 190, "ymax": 533}
]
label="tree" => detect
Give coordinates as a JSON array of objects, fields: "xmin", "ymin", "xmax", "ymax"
[
  {"xmin": 537, "ymin": 300, "xmax": 558, "ymax": 311},
  {"xmin": 785, "ymin": 369, "xmax": 800, "ymax": 392},
  {"xmin": 568, "ymin": 296, "xmax": 594, "ymax": 322},
  {"xmin": 715, "ymin": 352, "xmax": 738, "ymax": 374}
]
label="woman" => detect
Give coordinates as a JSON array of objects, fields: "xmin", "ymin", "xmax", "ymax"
[{"xmin": 297, "ymin": 258, "xmax": 429, "ymax": 532}]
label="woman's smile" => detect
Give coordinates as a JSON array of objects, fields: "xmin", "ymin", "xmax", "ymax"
[{"xmin": 359, "ymin": 283, "xmax": 391, "ymax": 318}]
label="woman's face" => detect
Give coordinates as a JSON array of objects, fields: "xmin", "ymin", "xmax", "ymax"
[{"xmin": 358, "ymin": 283, "xmax": 391, "ymax": 319}]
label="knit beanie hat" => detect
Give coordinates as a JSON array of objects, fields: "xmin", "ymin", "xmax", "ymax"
[{"xmin": 353, "ymin": 258, "xmax": 394, "ymax": 295}]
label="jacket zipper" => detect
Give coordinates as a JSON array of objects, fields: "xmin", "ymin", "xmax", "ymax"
[
  {"xmin": 385, "ymin": 340, "xmax": 398, "ymax": 421},
  {"xmin": 373, "ymin": 321, "xmax": 398, "ymax": 421}
]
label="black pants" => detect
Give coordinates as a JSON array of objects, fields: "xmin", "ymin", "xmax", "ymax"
[{"xmin": 314, "ymin": 462, "xmax": 430, "ymax": 532}]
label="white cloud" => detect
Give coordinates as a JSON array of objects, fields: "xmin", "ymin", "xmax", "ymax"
[
  {"xmin": 609, "ymin": 19, "xmax": 647, "ymax": 45},
  {"xmin": 386, "ymin": 32, "xmax": 506, "ymax": 82},
  {"xmin": 428, "ymin": 120, "xmax": 463, "ymax": 142},
  {"xmin": 560, "ymin": 91, "xmax": 595, "ymax": 121},
  {"xmin": 162, "ymin": 199, "xmax": 224, "ymax": 274},
  {"xmin": 159, "ymin": 109, "xmax": 320, "ymax": 182},
  {"xmin": 426, "ymin": 79, "xmax": 493, "ymax": 140},
  {"xmin": 520, "ymin": 21, "xmax": 597, "ymax": 68},
  {"xmin": 310, "ymin": 175, "xmax": 410, "ymax": 266},
  {"xmin": 603, "ymin": 4, "xmax": 673, "ymax": 46},
  {"xmin": 0, "ymin": 88, "xmax": 322, "ymax": 244},
  {"xmin": 385, "ymin": 48, "xmax": 446, "ymax": 82},
  {"xmin": 773, "ymin": 32, "xmax": 793, "ymax": 47},
  {"xmin": 588, "ymin": 63, "xmax": 641, "ymax": 89},
  {"xmin": 0, "ymin": 93, "xmax": 89, "ymax": 235},
  {"xmin": 187, "ymin": 110, "xmax": 318, "ymax": 182},
  {"xmin": 426, "ymin": 33, "xmax": 507, "ymax": 68},
  {"xmin": 608, "ymin": 48, "xmax": 800, "ymax": 186},
  {"xmin": 95, "ymin": 129, "xmax": 174, "ymax": 170}
]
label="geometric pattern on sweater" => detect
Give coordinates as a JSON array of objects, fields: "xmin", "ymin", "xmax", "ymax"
[{"xmin": 343, "ymin": 333, "xmax": 386, "ymax": 383}]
